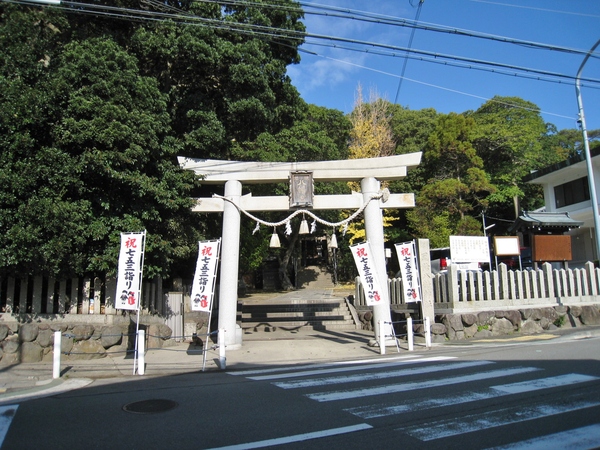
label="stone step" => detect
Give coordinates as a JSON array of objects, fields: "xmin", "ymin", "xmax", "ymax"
[
  {"xmin": 242, "ymin": 320, "xmax": 359, "ymax": 332},
  {"xmin": 239, "ymin": 297, "xmax": 358, "ymax": 331},
  {"xmin": 241, "ymin": 312, "xmax": 353, "ymax": 320},
  {"xmin": 241, "ymin": 306, "xmax": 348, "ymax": 315},
  {"xmin": 241, "ymin": 303, "xmax": 348, "ymax": 312}
]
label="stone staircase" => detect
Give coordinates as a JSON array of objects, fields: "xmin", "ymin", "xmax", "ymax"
[{"xmin": 239, "ymin": 266, "xmax": 359, "ymax": 332}]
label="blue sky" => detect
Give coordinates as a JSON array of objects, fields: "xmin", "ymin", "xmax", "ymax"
[{"xmin": 287, "ymin": 0, "xmax": 600, "ymax": 133}]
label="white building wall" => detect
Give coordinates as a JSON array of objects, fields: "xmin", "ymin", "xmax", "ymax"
[{"xmin": 528, "ymin": 153, "xmax": 600, "ymax": 265}]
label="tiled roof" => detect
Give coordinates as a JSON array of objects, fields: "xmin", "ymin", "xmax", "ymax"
[{"xmin": 508, "ymin": 211, "xmax": 584, "ymax": 233}]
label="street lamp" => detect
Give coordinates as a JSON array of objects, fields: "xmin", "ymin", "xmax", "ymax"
[{"xmin": 575, "ymin": 38, "xmax": 600, "ymax": 264}]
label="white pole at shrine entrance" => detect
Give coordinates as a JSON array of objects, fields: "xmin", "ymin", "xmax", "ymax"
[
  {"xmin": 361, "ymin": 177, "xmax": 394, "ymax": 347},
  {"xmin": 218, "ymin": 180, "xmax": 243, "ymax": 350}
]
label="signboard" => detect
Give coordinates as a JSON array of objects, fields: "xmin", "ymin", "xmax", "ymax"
[
  {"xmin": 494, "ymin": 236, "xmax": 521, "ymax": 256},
  {"xmin": 289, "ymin": 171, "xmax": 314, "ymax": 208},
  {"xmin": 394, "ymin": 241, "xmax": 422, "ymax": 302},
  {"xmin": 191, "ymin": 239, "xmax": 221, "ymax": 312},
  {"xmin": 532, "ymin": 235, "xmax": 572, "ymax": 262},
  {"xmin": 449, "ymin": 235, "xmax": 490, "ymax": 263},
  {"xmin": 351, "ymin": 241, "xmax": 384, "ymax": 307},
  {"xmin": 115, "ymin": 232, "xmax": 146, "ymax": 311}
]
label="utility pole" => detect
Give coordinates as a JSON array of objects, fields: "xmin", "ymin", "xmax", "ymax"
[{"xmin": 575, "ymin": 38, "xmax": 600, "ymax": 264}]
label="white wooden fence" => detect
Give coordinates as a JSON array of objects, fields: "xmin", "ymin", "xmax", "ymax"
[{"xmin": 355, "ymin": 262, "xmax": 600, "ymax": 313}]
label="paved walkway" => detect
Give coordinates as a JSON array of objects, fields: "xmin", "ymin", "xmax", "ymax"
[
  {"xmin": 2, "ymin": 323, "xmax": 599, "ymax": 406},
  {"xmin": 1, "ymin": 281, "xmax": 600, "ymax": 405}
]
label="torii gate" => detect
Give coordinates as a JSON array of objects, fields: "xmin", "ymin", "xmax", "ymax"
[{"xmin": 179, "ymin": 153, "xmax": 422, "ymax": 350}]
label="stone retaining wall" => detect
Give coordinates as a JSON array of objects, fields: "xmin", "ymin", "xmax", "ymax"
[
  {"xmin": 424, "ymin": 304, "xmax": 600, "ymax": 342},
  {"xmin": 369, "ymin": 304, "xmax": 600, "ymax": 342},
  {"xmin": 0, "ymin": 316, "xmax": 173, "ymax": 365}
]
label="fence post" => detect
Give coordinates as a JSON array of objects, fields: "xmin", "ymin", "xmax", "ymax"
[
  {"xmin": 53, "ymin": 331, "xmax": 61, "ymax": 379},
  {"xmin": 407, "ymin": 317, "xmax": 414, "ymax": 352},
  {"xmin": 219, "ymin": 328, "xmax": 226, "ymax": 369},
  {"xmin": 138, "ymin": 329, "xmax": 145, "ymax": 375},
  {"xmin": 425, "ymin": 317, "xmax": 432, "ymax": 348}
]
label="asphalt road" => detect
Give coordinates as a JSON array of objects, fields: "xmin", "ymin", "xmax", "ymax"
[{"xmin": 2, "ymin": 335, "xmax": 600, "ymax": 449}]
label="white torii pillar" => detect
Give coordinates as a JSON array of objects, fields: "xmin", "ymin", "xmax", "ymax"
[
  {"xmin": 362, "ymin": 177, "xmax": 394, "ymax": 345},
  {"xmin": 179, "ymin": 153, "xmax": 422, "ymax": 350},
  {"xmin": 219, "ymin": 180, "xmax": 242, "ymax": 350}
]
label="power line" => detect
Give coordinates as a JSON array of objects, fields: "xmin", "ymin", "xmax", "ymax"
[
  {"xmin": 394, "ymin": 0, "xmax": 424, "ymax": 104},
  {"xmin": 468, "ymin": 0, "xmax": 600, "ymax": 19},
  {"xmin": 197, "ymin": 0, "xmax": 600, "ymax": 60},
  {"xmin": 301, "ymin": 49, "xmax": 585, "ymax": 122},
  {"xmin": 5, "ymin": 0, "xmax": 599, "ymax": 88}
]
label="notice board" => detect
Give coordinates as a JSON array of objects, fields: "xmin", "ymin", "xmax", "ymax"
[
  {"xmin": 494, "ymin": 236, "xmax": 521, "ymax": 256},
  {"xmin": 532, "ymin": 235, "xmax": 572, "ymax": 262}
]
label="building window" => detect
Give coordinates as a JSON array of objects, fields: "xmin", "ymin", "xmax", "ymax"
[{"xmin": 554, "ymin": 177, "xmax": 590, "ymax": 208}]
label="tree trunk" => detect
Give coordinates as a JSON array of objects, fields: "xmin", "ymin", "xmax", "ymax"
[{"xmin": 279, "ymin": 230, "xmax": 299, "ymax": 290}]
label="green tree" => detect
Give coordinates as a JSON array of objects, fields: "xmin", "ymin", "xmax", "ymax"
[
  {"xmin": 0, "ymin": 32, "xmax": 201, "ymax": 278},
  {"xmin": 387, "ymin": 105, "xmax": 439, "ymax": 243},
  {"xmin": 130, "ymin": 0, "xmax": 306, "ymax": 159},
  {"xmin": 470, "ymin": 96, "xmax": 564, "ymax": 218},
  {"xmin": 407, "ymin": 113, "xmax": 495, "ymax": 245},
  {"xmin": 0, "ymin": 1, "xmax": 308, "ymax": 280}
]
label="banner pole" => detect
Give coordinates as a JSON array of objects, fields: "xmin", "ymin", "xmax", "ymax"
[{"xmin": 133, "ymin": 308, "xmax": 140, "ymax": 375}]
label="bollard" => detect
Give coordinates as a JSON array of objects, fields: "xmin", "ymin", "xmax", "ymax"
[
  {"xmin": 138, "ymin": 329, "xmax": 145, "ymax": 375},
  {"xmin": 53, "ymin": 331, "xmax": 61, "ymax": 379},
  {"xmin": 218, "ymin": 328, "xmax": 226, "ymax": 370},
  {"xmin": 379, "ymin": 321, "xmax": 385, "ymax": 355},
  {"xmin": 425, "ymin": 317, "xmax": 432, "ymax": 348},
  {"xmin": 407, "ymin": 317, "xmax": 414, "ymax": 352}
]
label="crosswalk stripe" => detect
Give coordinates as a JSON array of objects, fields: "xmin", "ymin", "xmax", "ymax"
[
  {"xmin": 346, "ymin": 373, "xmax": 598, "ymax": 419},
  {"xmin": 228, "ymin": 355, "xmax": 424, "ymax": 377},
  {"xmin": 248, "ymin": 356, "xmax": 458, "ymax": 381},
  {"xmin": 0, "ymin": 405, "xmax": 18, "ymax": 448},
  {"xmin": 400, "ymin": 393, "xmax": 600, "ymax": 441},
  {"xmin": 273, "ymin": 359, "xmax": 490, "ymax": 388},
  {"xmin": 485, "ymin": 423, "xmax": 600, "ymax": 450},
  {"xmin": 491, "ymin": 373, "xmax": 598, "ymax": 394},
  {"xmin": 307, "ymin": 366, "xmax": 541, "ymax": 402}
]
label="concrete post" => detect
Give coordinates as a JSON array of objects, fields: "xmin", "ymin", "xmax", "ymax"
[
  {"xmin": 218, "ymin": 180, "xmax": 243, "ymax": 350},
  {"xmin": 361, "ymin": 177, "xmax": 394, "ymax": 346},
  {"xmin": 425, "ymin": 316, "xmax": 432, "ymax": 348},
  {"xmin": 53, "ymin": 331, "xmax": 61, "ymax": 379},
  {"xmin": 219, "ymin": 328, "xmax": 226, "ymax": 369},
  {"xmin": 416, "ymin": 239, "xmax": 435, "ymax": 323},
  {"xmin": 407, "ymin": 317, "xmax": 414, "ymax": 351},
  {"xmin": 138, "ymin": 329, "xmax": 145, "ymax": 375}
]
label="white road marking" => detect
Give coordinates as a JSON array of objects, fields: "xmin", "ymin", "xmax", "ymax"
[
  {"xmin": 347, "ymin": 373, "xmax": 598, "ymax": 418},
  {"xmin": 485, "ymin": 423, "xmax": 600, "ymax": 449},
  {"xmin": 229, "ymin": 355, "xmax": 426, "ymax": 377},
  {"xmin": 205, "ymin": 423, "xmax": 373, "ymax": 449},
  {"xmin": 491, "ymin": 373, "xmax": 598, "ymax": 394},
  {"xmin": 0, "ymin": 404, "xmax": 18, "ymax": 448},
  {"xmin": 272, "ymin": 358, "xmax": 485, "ymax": 388},
  {"xmin": 401, "ymin": 394, "xmax": 600, "ymax": 441},
  {"xmin": 307, "ymin": 366, "xmax": 541, "ymax": 402}
]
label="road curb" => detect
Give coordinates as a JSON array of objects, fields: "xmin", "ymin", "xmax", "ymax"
[{"xmin": 0, "ymin": 378, "xmax": 94, "ymax": 406}]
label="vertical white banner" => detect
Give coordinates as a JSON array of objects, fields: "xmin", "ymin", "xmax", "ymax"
[
  {"xmin": 395, "ymin": 241, "xmax": 422, "ymax": 303},
  {"xmin": 351, "ymin": 241, "xmax": 384, "ymax": 307},
  {"xmin": 115, "ymin": 232, "xmax": 145, "ymax": 311},
  {"xmin": 191, "ymin": 239, "xmax": 221, "ymax": 312}
]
